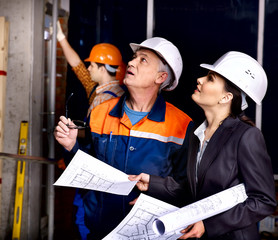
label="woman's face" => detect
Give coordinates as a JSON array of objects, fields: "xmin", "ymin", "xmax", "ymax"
[{"xmin": 192, "ymin": 71, "xmax": 228, "ymax": 109}]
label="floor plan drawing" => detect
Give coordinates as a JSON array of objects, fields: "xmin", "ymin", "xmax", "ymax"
[
  {"xmin": 69, "ymin": 167, "xmax": 114, "ymax": 191},
  {"xmin": 153, "ymin": 184, "xmax": 247, "ymax": 235},
  {"xmin": 54, "ymin": 150, "xmax": 137, "ymax": 195},
  {"xmin": 104, "ymin": 185, "xmax": 247, "ymax": 239},
  {"xmin": 103, "ymin": 194, "xmax": 183, "ymax": 240}
]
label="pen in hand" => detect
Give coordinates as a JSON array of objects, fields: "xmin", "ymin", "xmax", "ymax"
[{"xmin": 110, "ymin": 131, "xmax": 112, "ymax": 142}]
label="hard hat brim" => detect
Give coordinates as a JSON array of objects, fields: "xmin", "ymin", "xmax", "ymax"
[
  {"xmin": 129, "ymin": 43, "xmax": 165, "ymax": 60},
  {"xmin": 200, "ymin": 63, "xmax": 215, "ymax": 72},
  {"xmin": 129, "ymin": 43, "xmax": 141, "ymax": 53}
]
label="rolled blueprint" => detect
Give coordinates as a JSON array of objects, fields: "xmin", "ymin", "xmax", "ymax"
[{"xmin": 152, "ymin": 184, "xmax": 247, "ymax": 235}]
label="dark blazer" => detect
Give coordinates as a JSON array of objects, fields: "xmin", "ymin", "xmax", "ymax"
[{"xmin": 148, "ymin": 117, "xmax": 276, "ymax": 240}]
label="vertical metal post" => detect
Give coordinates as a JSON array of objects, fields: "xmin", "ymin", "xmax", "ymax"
[
  {"xmin": 96, "ymin": 0, "xmax": 101, "ymax": 43},
  {"xmin": 147, "ymin": 0, "xmax": 154, "ymax": 38},
  {"xmin": 47, "ymin": 0, "xmax": 58, "ymax": 239},
  {"xmin": 256, "ymin": 0, "xmax": 265, "ymax": 130}
]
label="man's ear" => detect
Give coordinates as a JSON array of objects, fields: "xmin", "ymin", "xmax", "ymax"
[
  {"xmin": 219, "ymin": 92, "xmax": 233, "ymax": 104},
  {"xmin": 155, "ymin": 72, "xmax": 168, "ymax": 85},
  {"xmin": 100, "ymin": 65, "xmax": 106, "ymax": 73}
]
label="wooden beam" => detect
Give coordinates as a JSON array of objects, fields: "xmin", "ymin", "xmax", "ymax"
[
  {"xmin": 0, "ymin": 17, "xmax": 9, "ymax": 149},
  {"xmin": 0, "ymin": 16, "xmax": 9, "ymax": 228}
]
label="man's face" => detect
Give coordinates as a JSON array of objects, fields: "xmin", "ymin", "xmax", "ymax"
[
  {"xmin": 124, "ymin": 49, "xmax": 161, "ymax": 91},
  {"xmin": 87, "ymin": 62, "xmax": 102, "ymax": 83}
]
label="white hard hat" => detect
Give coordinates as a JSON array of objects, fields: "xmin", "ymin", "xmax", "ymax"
[
  {"xmin": 129, "ymin": 37, "xmax": 183, "ymax": 91},
  {"xmin": 200, "ymin": 51, "xmax": 268, "ymax": 105}
]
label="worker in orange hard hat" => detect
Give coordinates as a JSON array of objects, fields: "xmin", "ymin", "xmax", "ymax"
[
  {"xmin": 56, "ymin": 20, "xmax": 126, "ymax": 240},
  {"xmin": 84, "ymin": 42, "xmax": 126, "ymax": 84},
  {"xmin": 57, "ymin": 20, "xmax": 126, "ymax": 117},
  {"xmin": 83, "ymin": 43, "xmax": 126, "ymax": 115}
]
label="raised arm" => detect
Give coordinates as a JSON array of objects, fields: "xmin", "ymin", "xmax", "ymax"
[{"xmin": 57, "ymin": 20, "xmax": 81, "ymax": 67}]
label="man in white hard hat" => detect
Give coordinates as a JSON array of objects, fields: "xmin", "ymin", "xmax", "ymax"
[{"xmin": 54, "ymin": 37, "xmax": 193, "ymax": 239}]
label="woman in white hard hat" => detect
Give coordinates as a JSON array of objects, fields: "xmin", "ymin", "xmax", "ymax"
[{"xmin": 129, "ymin": 51, "xmax": 276, "ymax": 240}]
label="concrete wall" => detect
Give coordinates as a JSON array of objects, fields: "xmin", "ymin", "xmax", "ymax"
[{"xmin": 0, "ymin": 0, "xmax": 44, "ymax": 238}]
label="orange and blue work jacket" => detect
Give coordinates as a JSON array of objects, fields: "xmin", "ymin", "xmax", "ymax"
[{"xmin": 71, "ymin": 93, "xmax": 193, "ymax": 238}]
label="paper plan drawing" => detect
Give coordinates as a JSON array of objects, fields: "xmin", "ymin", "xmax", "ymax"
[
  {"xmin": 153, "ymin": 183, "xmax": 247, "ymax": 236},
  {"xmin": 104, "ymin": 184, "xmax": 247, "ymax": 239},
  {"xmin": 53, "ymin": 150, "xmax": 137, "ymax": 195},
  {"xmin": 103, "ymin": 193, "xmax": 183, "ymax": 240}
]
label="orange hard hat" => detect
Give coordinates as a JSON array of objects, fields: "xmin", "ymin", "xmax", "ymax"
[
  {"xmin": 84, "ymin": 43, "xmax": 122, "ymax": 66},
  {"xmin": 116, "ymin": 61, "xmax": 127, "ymax": 84}
]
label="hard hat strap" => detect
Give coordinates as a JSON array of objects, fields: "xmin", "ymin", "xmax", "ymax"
[
  {"xmin": 241, "ymin": 92, "xmax": 248, "ymax": 110},
  {"xmin": 105, "ymin": 64, "xmax": 118, "ymax": 73}
]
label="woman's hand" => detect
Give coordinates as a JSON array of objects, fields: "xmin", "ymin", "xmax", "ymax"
[
  {"xmin": 128, "ymin": 173, "xmax": 150, "ymax": 192},
  {"xmin": 178, "ymin": 221, "xmax": 205, "ymax": 239},
  {"xmin": 129, "ymin": 197, "xmax": 138, "ymax": 206},
  {"xmin": 54, "ymin": 116, "xmax": 78, "ymax": 151}
]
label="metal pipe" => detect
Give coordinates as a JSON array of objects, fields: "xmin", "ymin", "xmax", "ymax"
[
  {"xmin": 47, "ymin": 0, "xmax": 58, "ymax": 239},
  {"xmin": 256, "ymin": 0, "xmax": 265, "ymax": 130},
  {"xmin": 147, "ymin": 0, "xmax": 154, "ymax": 38},
  {"xmin": 0, "ymin": 152, "xmax": 56, "ymax": 164},
  {"xmin": 96, "ymin": 0, "xmax": 101, "ymax": 43}
]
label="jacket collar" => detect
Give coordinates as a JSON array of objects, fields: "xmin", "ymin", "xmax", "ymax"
[
  {"xmin": 188, "ymin": 117, "xmax": 241, "ymax": 198},
  {"xmin": 109, "ymin": 92, "xmax": 166, "ymax": 122}
]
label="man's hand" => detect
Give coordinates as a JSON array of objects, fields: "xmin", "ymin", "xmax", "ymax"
[
  {"xmin": 128, "ymin": 173, "xmax": 150, "ymax": 192},
  {"xmin": 54, "ymin": 116, "xmax": 78, "ymax": 151},
  {"xmin": 57, "ymin": 20, "xmax": 65, "ymax": 42}
]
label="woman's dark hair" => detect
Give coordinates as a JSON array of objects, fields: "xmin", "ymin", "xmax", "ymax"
[{"xmin": 223, "ymin": 76, "xmax": 255, "ymax": 127}]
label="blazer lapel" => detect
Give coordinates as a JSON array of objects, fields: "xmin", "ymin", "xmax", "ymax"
[{"xmin": 196, "ymin": 118, "xmax": 240, "ymax": 190}]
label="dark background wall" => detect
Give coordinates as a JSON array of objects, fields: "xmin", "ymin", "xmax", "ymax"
[{"xmin": 65, "ymin": 0, "xmax": 278, "ymax": 173}]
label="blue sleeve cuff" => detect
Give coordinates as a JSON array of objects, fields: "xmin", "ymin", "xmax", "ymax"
[
  {"xmin": 70, "ymin": 141, "xmax": 80, "ymax": 154},
  {"xmin": 63, "ymin": 141, "xmax": 80, "ymax": 166}
]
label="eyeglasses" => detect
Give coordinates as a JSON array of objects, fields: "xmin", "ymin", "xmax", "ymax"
[
  {"xmin": 65, "ymin": 93, "xmax": 88, "ymax": 130},
  {"xmin": 66, "ymin": 120, "xmax": 88, "ymax": 129}
]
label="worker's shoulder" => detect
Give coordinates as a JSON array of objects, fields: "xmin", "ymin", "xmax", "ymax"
[
  {"xmin": 165, "ymin": 101, "xmax": 192, "ymax": 122},
  {"xmin": 92, "ymin": 97, "xmax": 120, "ymax": 112}
]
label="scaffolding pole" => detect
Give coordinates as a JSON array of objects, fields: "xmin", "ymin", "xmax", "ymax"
[
  {"xmin": 47, "ymin": 0, "xmax": 58, "ymax": 239},
  {"xmin": 256, "ymin": 0, "xmax": 266, "ymax": 130},
  {"xmin": 146, "ymin": 0, "xmax": 154, "ymax": 38}
]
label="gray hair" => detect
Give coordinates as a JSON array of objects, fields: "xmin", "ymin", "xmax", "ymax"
[{"xmin": 158, "ymin": 59, "xmax": 174, "ymax": 91}]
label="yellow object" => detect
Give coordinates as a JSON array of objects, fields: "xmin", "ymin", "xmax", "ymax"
[{"xmin": 12, "ymin": 121, "xmax": 28, "ymax": 240}]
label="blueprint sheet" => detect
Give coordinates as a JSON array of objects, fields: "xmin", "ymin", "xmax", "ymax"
[
  {"xmin": 53, "ymin": 150, "xmax": 137, "ymax": 195},
  {"xmin": 103, "ymin": 184, "xmax": 247, "ymax": 239},
  {"xmin": 153, "ymin": 183, "xmax": 247, "ymax": 235},
  {"xmin": 103, "ymin": 193, "xmax": 183, "ymax": 240}
]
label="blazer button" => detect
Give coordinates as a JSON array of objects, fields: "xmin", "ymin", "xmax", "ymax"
[{"xmin": 129, "ymin": 146, "xmax": 135, "ymax": 151}]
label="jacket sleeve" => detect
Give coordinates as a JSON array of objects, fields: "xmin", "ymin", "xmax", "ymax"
[
  {"xmin": 63, "ymin": 139, "xmax": 94, "ymax": 166},
  {"xmin": 146, "ymin": 121, "xmax": 194, "ymax": 207},
  {"xmin": 148, "ymin": 175, "xmax": 190, "ymax": 207},
  {"xmin": 204, "ymin": 127, "xmax": 277, "ymax": 238},
  {"xmin": 171, "ymin": 121, "xmax": 194, "ymax": 183}
]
